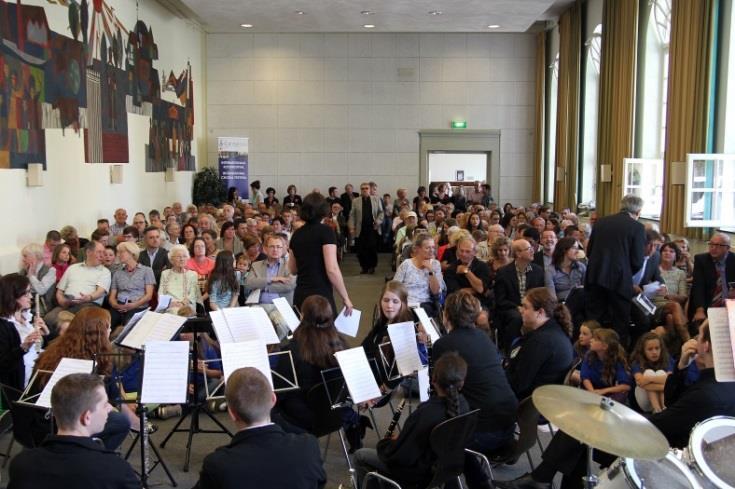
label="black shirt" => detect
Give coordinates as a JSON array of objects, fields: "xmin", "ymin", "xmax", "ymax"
[
  {"xmin": 289, "ymin": 222, "xmax": 337, "ymax": 308},
  {"xmin": 433, "ymin": 328, "xmax": 518, "ymax": 432}
]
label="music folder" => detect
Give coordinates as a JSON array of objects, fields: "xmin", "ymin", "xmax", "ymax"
[
  {"xmin": 709, "ymin": 301, "xmax": 735, "ymax": 382},
  {"xmin": 114, "ymin": 311, "xmax": 188, "ymax": 350}
]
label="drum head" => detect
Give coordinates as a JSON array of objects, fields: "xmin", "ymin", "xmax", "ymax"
[
  {"xmin": 689, "ymin": 416, "xmax": 735, "ymax": 489},
  {"xmin": 631, "ymin": 454, "xmax": 699, "ymax": 489}
]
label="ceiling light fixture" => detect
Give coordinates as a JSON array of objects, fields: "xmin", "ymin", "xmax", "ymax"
[
  {"xmin": 360, "ymin": 10, "xmax": 374, "ymax": 15},
  {"xmin": 429, "ymin": 10, "xmax": 442, "ymax": 15},
  {"xmin": 295, "ymin": 10, "xmax": 305, "ymax": 15},
  {"xmin": 487, "ymin": 24, "xmax": 500, "ymax": 29},
  {"xmin": 362, "ymin": 24, "xmax": 376, "ymax": 28},
  {"xmin": 240, "ymin": 23, "xmax": 253, "ymax": 28}
]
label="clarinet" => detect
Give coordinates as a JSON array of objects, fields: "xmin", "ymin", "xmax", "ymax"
[
  {"xmin": 384, "ymin": 399, "xmax": 407, "ymax": 438},
  {"xmin": 426, "ymin": 334, "xmax": 434, "ymax": 396}
]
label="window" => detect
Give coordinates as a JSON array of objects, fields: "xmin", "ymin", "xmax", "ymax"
[
  {"xmin": 685, "ymin": 154, "xmax": 735, "ymax": 227},
  {"xmin": 579, "ymin": 23, "xmax": 602, "ymax": 206},
  {"xmin": 623, "ymin": 158, "xmax": 664, "ymax": 219},
  {"xmin": 714, "ymin": 1, "xmax": 735, "ymax": 231},
  {"xmin": 544, "ymin": 52, "xmax": 559, "ymax": 204}
]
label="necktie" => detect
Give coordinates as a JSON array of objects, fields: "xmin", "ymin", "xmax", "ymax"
[{"xmin": 712, "ymin": 261, "xmax": 724, "ymax": 307}]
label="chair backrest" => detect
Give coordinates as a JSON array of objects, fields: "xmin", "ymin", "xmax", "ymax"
[
  {"xmin": 0, "ymin": 384, "xmax": 50, "ymax": 449},
  {"xmin": 305, "ymin": 378, "xmax": 345, "ymax": 437},
  {"xmin": 514, "ymin": 396, "xmax": 541, "ymax": 457},
  {"xmin": 426, "ymin": 409, "xmax": 480, "ymax": 488},
  {"xmin": 563, "ymin": 358, "xmax": 582, "ymax": 387}
]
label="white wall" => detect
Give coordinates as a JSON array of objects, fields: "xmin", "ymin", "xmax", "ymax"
[
  {"xmin": 0, "ymin": 0, "xmax": 206, "ymax": 273},
  {"xmin": 206, "ymin": 33, "xmax": 536, "ymax": 202}
]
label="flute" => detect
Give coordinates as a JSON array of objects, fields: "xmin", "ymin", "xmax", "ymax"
[
  {"xmin": 384, "ymin": 399, "xmax": 407, "ymax": 439},
  {"xmin": 34, "ymin": 294, "xmax": 43, "ymax": 352}
]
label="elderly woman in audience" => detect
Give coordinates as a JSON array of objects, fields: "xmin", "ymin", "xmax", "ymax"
[
  {"xmin": 197, "ymin": 213, "xmax": 218, "ymax": 236},
  {"xmin": 59, "ymin": 225, "xmax": 82, "ymax": 261},
  {"xmin": 160, "ymin": 244, "xmax": 202, "ymax": 313},
  {"xmin": 215, "ymin": 221, "xmax": 244, "ymax": 256},
  {"xmin": 394, "ymin": 233, "xmax": 445, "ymax": 316},
  {"xmin": 282, "ymin": 184, "xmax": 303, "ymax": 209},
  {"xmin": 0, "ymin": 274, "xmax": 47, "ymax": 391},
  {"xmin": 51, "ymin": 242, "xmax": 74, "ymax": 282},
  {"xmin": 164, "ymin": 220, "xmax": 181, "ymax": 250},
  {"xmin": 187, "ymin": 237, "xmax": 215, "ymax": 304},
  {"xmin": 108, "ymin": 242, "xmax": 155, "ymax": 327},
  {"xmin": 19, "ymin": 243, "xmax": 56, "ymax": 307},
  {"xmin": 655, "ymin": 242, "xmax": 689, "ymax": 308},
  {"xmin": 546, "ymin": 237, "xmax": 586, "ymax": 302}
]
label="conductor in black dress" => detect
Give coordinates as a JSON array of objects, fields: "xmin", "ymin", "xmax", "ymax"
[
  {"xmin": 289, "ymin": 192, "xmax": 354, "ymax": 316},
  {"xmin": 584, "ymin": 194, "xmax": 646, "ymax": 345}
]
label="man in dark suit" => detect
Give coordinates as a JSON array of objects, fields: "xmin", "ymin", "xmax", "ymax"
[
  {"xmin": 494, "ymin": 238, "xmax": 546, "ymax": 352},
  {"xmin": 339, "ymin": 183, "xmax": 359, "ymax": 227},
  {"xmin": 8, "ymin": 373, "xmax": 139, "ymax": 489},
  {"xmin": 584, "ymin": 195, "xmax": 646, "ymax": 344},
  {"xmin": 194, "ymin": 367, "xmax": 326, "ymax": 489},
  {"xmin": 138, "ymin": 226, "xmax": 170, "ymax": 285},
  {"xmin": 496, "ymin": 321, "xmax": 735, "ymax": 489},
  {"xmin": 533, "ymin": 230, "xmax": 557, "ymax": 271},
  {"xmin": 628, "ymin": 229, "xmax": 664, "ymax": 343},
  {"xmin": 689, "ymin": 232, "xmax": 735, "ymax": 321},
  {"xmin": 349, "ymin": 182, "xmax": 384, "ymax": 274}
]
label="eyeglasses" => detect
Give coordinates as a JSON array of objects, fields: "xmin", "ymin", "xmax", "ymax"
[{"xmin": 708, "ymin": 242, "xmax": 730, "ymax": 248}]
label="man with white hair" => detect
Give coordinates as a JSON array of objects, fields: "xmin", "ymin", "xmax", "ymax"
[
  {"xmin": 689, "ymin": 232, "xmax": 735, "ymax": 321},
  {"xmin": 584, "ymin": 194, "xmax": 646, "ymax": 345}
]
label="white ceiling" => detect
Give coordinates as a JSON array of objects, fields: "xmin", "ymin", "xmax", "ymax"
[{"xmin": 177, "ymin": 0, "xmax": 574, "ymax": 33}]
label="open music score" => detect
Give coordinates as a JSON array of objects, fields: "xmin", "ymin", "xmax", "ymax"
[
  {"xmin": 334, "ymin": 307, "xmax": 361, "ymax": 337},
  {"xmin": 36, "ymin": 358, "xmax": 94, "ymax": 408},
  {"xmin": 272, "ymin": 297, "xmax": 301, "ymax": 332},
  {"xmin": 387, "ymin": 321, "xmax": 423, "ymax": 376},
  {"xmin": 117, "ymin": 311, "xmax": 188, "ymax": 350},
  {"xmin": 418, "ymin": 366, "xmax": 430, "ymax": 402},
  {"xmin": 245, "ymin": 289, "xmax": 261, "ymax": 305},
  {"xmin": 140, "ymin": 341, "xmax": 189, "ymax": 404},
  {"xmin": 220, "ymin": 340, "xmax": 273, "ymax": 388},
  {"xmin": 334, "ymin": 347, "xmax": 381, "ymax": 404},
  {"xmin": 708, "ymin": 302, "xmax": 735, "ymax": 382},
  {"xmin": 210, "ymin": 306, "xmax": 280, "ymax": 345},
  {"xmin": 412, "ymin": 307, "xmax": 441, "ymax": 343}
]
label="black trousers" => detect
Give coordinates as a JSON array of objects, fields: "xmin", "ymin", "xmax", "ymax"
[
  {"xmin": 496, "ymin": 308, "xmax": 523, "ymax": 354},
  {"xmin": 356, "ymin": 230, "xmax": 379, "ymax": 270},
  {"xmin": 585, "ymin": 284, "xmax": 632, "ymax": 346},
  {"xmin": 533, "ymin": 430, "xmax": 617, "ymax": 489}
]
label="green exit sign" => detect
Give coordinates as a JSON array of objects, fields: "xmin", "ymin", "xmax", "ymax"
[{"xmin": 451, "ymin": 120, "xmax": 467, "ymax": 129}]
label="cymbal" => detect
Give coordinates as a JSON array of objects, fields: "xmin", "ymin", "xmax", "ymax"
[{"xmin": 532, "ymin": 385, "xmax": 669, "ymax": 460}]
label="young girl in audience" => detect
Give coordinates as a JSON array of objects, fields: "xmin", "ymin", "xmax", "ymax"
[
  {"xmin": 580, "ymin": 328, "xmax": 632, "ymax": 403},
  {"xmin": 51, "ymin": 243, "xmax": 73, "ymax": 282},
  {"xmin": 569, "ymin": 320, "xmax": 601, "ymax": 386},
  {"xmin": 652, "ymin": 301, "xmax": 690, "ymax": 360},
  {"xmin": 630, "ymin": 332, "xmax": 673, "ymax": 413},
  {"xmin": 207, "ymin": 251, "xmax": 240, "ymax": 310}
]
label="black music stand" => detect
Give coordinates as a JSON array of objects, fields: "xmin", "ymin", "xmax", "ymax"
[
  {"xmin": 158, "ymin": 317, "xmax": 233, "ymax": 472},
  {"xmin": 94, "ymin": 351, "xmax": 177, "ymax": 488}
]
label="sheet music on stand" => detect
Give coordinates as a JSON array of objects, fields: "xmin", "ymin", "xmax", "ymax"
[
  {"xmin": 709, "ymin": 302, "xmax": 735, "ymax": 382},
  {"xmin": 36, "ymin": 358, "xmax": 94, "ymax": 408},
  {"xmin": 220, "ymin": 340, "xmax": 272, "ymax": 387},
  {"xmin": 272, "ymin": 297, "xmax": 301, "ymax": 332},
  {"xmin": 140, "ymin": 341, "xmax": 190, "ymax": 404},
  {"xmin": 387, "ymin": 322, "xmax": 423, "ymax": 376},
  {"xmin": 334, "ymin": 347, "xmax": 381, "ymax": 404},
  {"xmin": 378, "ymin": 341, "xmax": 400, "ymax": 381},
  {"xmin": 412, "ymin": 307, "xmax": 441, "ymax": 343},
  {"xmin": 210, "ymin": 307, "xmax": 280, "ymax": 345},
  {"xmin": 205, "ymin": 348, "xmax": 299, "ymax": 399},
  {"xmin": 245, "ymin": 289, "xmax": 261, "ymax": 305},
  {"xmin": 116, "ymin": 311, "xmax": 188, "ymax": 350}
]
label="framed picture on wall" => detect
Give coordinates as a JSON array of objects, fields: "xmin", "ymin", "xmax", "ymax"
[{"xmin": 456, "ymin": 170, "xmax": 464, "ymax": 181}]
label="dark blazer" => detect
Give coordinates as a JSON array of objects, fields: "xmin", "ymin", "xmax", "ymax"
[
  {"xmin": 8, "ymin": 435, "xmax": 140, "ymax": 489},
  {"xmin": 638, "ymin": 251, "xmax": 663, "ymax": 287},
  {"xmin": 494, "ymin": 262, "xmax": 546, "ymax": 311},
  {"xmin": 505, "ymin": 319, "xmax": 574, "ymax": 400},
  {"xmin": 194, "ymin": 424, "xmax": 326, "ymax": 489},
  {"xmin": 585, "ymin": 211, "xmax": 646, "ymax": 298},
  {"xmin": 137, "ymin": 247, "xmax": 170, "ymax": 284},
  {"xmin": 0, "ymin": 318, "xmax": 26, "ymax": 391},
  {"xmin": 688, "ymin": 251, "xmax": 735, "ymax": 318}
]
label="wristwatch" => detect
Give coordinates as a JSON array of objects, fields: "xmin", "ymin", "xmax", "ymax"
[{"xmin": 427, "ymin": 271, "xmax": 434, "ymax": 276}]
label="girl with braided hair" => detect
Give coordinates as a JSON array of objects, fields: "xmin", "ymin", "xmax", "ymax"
[{"xmin": 353, "ymin": 352, "xmax": 470, "ymax": 488}]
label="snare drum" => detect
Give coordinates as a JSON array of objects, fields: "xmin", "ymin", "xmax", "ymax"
[
  {"xmin": 597, "ymin": 452, "xmax": 702, "ymax": 489},
  {"xmin": 688, "ymin": 416, "xmax": 735, "ymax": 489}
]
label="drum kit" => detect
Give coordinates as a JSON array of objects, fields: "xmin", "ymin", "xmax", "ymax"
[{"xmin": 532, "ymin": 385, "xmax": 735, "ymax": 489}]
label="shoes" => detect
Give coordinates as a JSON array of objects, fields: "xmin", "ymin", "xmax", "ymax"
[
  {"xmin": 360, "ymin": 269, "xmax": 368, "ymax": 274},
  {"xmin": 495, "ymin": 474, "xmax": 551, "ymax": 489},
  {"xmin": 345, "ymin": 423, "xmax": 362, "ymax": 453},
  {"xmin": 368, "ymin": 268, "xmax": 375, "ymax": 274},
  {"xmin": 131, "ymin": 421, "xmax": 158, "ymax": 434}
]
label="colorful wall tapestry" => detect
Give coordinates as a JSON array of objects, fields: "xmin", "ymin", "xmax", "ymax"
[{"xmin": 0, "ymin": 0, "xmax": 196, "ymax": 171}]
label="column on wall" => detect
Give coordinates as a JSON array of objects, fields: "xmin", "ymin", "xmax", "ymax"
[
  {"xmin": 533, "ymin": 31, "xmax": 547, "ymax": 203},
  {"xmin": 595, "ymin": 0, "xmax": 638, "ymax": 216},
  {"xmin": 553, "ymin": 2, "xmax": 582, "ymax": 210},
  {"xmin": 660, "ymin": 0, "xmax": 715, "ymax": 238}
]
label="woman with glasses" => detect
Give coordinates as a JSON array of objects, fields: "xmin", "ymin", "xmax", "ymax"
[
  {"xmin": 545, "ymin": 237, "xmax": 587, "ymax": 302},
  {"xmin": 0, "ymin": 274, "xmax": 47, "ymax": 390}
]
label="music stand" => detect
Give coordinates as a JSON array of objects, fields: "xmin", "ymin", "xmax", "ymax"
[
  {"xmin": 158, "ymin": 317, "xmax": 233, "ymax": 472},
  {"xmin": 15, "ymin": 369, "xmax": 56, "ymax": 440},
  {"xmin": 94, "ymin": 351, "xmax": 177, "ymax": 488}
]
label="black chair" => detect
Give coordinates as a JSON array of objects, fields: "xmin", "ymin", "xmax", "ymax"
[
  {"xmin": 0, "ymin": 383, "xmax": 51, "ymax": 452},
  {"xmin": 305, "ymin": 379, "xmax": 353, "ymax": 460},
  {"xmin": 0, "ymin": 408, "xmax": 14, "ymax": 468},
  {"xmin": 363, "ymin": 409, "xmax": 481, "ymax": 489},
  {"xmin": 488, "ymin": 396, "xmax": 540, "ymax": 473}
]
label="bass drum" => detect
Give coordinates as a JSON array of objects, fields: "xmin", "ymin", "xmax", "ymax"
[
  {"xmin": 688, "ymin": 416, "xmax": 735, "ymax": 489},
  {"xmin": 597, "ymin": 452, "xmax": 702, "ymax": 489}
]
